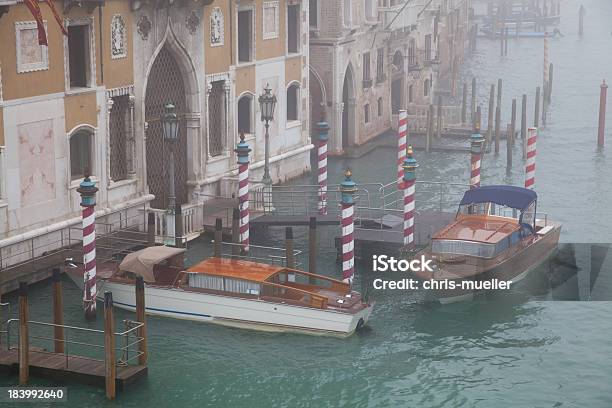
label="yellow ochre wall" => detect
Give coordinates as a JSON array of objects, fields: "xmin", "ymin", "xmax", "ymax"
[
  {"xmin": 285, "ymin": 55, "xmax": 301, "ymax": 85},
  {"xmin": 204, "ymin": 0, "xmax": 232, "ymax": 74},
  {"xmin": 256, "ymin": 0, "xmax": 286, "ymax": 61},
  {"xmin": 64, "ymin": 92, "xmax": 98, "ymax": 131},
  {"xmin": 0, "ymin": 0, "xmax": 133, "ymax": 101},
  {"xmin": 235, "ymin": 66, "xmax": 256, "ymax": 97}
]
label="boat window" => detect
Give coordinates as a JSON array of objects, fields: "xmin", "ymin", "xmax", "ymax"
[
  {"xmin": 187, "ymin": 273, "xmax": 261, "ymax": 296},
  {"xmin": 432, "ymin": 239, "xmax": 496, "ymax": 258}
]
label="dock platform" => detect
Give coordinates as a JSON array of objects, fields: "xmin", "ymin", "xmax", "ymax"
[{"xmin": 0, "ymin": 349, "xmax": 147, "ymax": 389}]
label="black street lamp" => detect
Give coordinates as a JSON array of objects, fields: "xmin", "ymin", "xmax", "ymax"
[
  {"xmin": 258, "ymin": 84, "xmax": 277, "ymax": 185},
  {"xmin": 161, "ymin": 102, "xmax": 179, "ymax": 245}
]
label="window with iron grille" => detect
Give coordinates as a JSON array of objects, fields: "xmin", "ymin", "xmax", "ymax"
[
  {"xmin": 208, "ymin": 80, "xmax": 227, "ymax": 157},
  {"xmin": 109, "ymin": 95, "xmax": 129, "ymax": 181},
  {"xmin": 425, "ymin": 34, "xmax": 432, "ymax": 61},
  {"xmin": 364, "ymin": 103, "xmax": 370, "ymax": 123},
  {"xmin": 408, "ymin": 39, "xmax": 416, "ymax": 66},
  {"xmin": 376, "ymin": 48, "xmax": 384, "ymax": 82},
  {"xmin": 70, "ymin": 130, "xmax": 93, "ymax": 180}
]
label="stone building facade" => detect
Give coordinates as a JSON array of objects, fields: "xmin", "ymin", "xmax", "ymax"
[
  {"xmin": 309, "ymin": 0, "xmax": 472, "ymax": 153},
  {"xmin": 0, "ymin": 0, "xmax": 311, "ymax": 275}
]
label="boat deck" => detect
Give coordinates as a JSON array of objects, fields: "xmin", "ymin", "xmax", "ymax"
[{"xmin": 434, "ymin": 215, "xmax": 519, "ymax": 244}]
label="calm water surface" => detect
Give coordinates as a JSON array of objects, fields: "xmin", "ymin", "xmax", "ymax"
[{"xmin": 2, "ymin": 0, "xmax": 612, "ymax": 406}]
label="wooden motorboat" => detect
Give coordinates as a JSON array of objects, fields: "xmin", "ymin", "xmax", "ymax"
[
  {"xmin": 412, "ymin": 186, "xmax": 561, "ymax": 303},
  {"xmin": 67, "ymin": 248, "xmax": 373, "ymax": 337}
]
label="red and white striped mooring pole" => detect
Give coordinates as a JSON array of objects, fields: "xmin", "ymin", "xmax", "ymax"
[
  {"xmin": 398, "ymin": 109, "xmax": 408, "ymax": 186},
  {"xmin": 316, "ymin": 117, "xmax": 329, "ymax": 215},
  {"xmin": 525, "ymin": 127, "xmax": 537, "ymax": 189},
  {"xmin": 235, "ymin": 133, "xmax": 251, "ymax": 253},
  {"xmin": 77, "ymin": 169, "xmax": 99, "ymax": 320},
  {"xmin": 402, "ymin": 146, "xmax": 418, "ymax": 247},
  {"xmin": 470, "ymin": 129, "xmax": 485, "ymax": 189},
  {"xmin": 340, "ymin": 170, "xmax": 357, "ymax": 285}
]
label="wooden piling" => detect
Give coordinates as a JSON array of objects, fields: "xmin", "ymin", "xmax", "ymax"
[
  {"xmin": 231, "ymin": 208, "xmax": 240, "ymax": 257},
  {"xmin": 495, "ymin": 106, "xmax": 501, "ymax": 154},
  {"xmin": 504, "ymin": 27, "xmax": 509, "ymax": 55},
  {"xmin": 436, "ymin": 96, "xmax": 442, "ymax": 139},
  {"xmin": 511, "ymin": 98, "xmax": 517, "ymax": 148},
  {"xmin": 285, "ymin": 227, "xmax": 295, "ymax": 269},
  {"xmin": 308, "ymin": 217, "xmax": 317, "ymax": 275},
  {"xmin": 598, "ymin": 80, "xmax": 608, "ymax": 148},
  {"xmin": 426, "ymin": 104, "xmax": 433, "ymax": 152},
  {"xmin": 476, "ymin": 106, "xmax": 482, "ymax": 132},
  {"xmin": 104, "ymin": 292, "xmax": 116, "ymax": 400},
  {"xmin": 487, "ymin": 84, "xmax": 495, "ymax": 149},
  {"xmin": 214, "ymin": 218, "xmax": 222, "ymax": 257},
  {"xmin": 542, "ymin": 85, "xmax": 548, "ymax": 127},
  {"xmin": 52, "ymin": 268, "xmax": 64, "ymax": 354},
  {"xmin": 521, "ymin": 94, "xmax": 527, "ymax": 159},
  {"xmin": 548, "ymin": 63, "xmax": 554, "ymax": 102},
  {"xmin": 506, "ymin": 124, "xmax": 513, "ymax": 176},
  {"xmin": 18, "ymin": 282, "xmax": 29, "ymax": 386},
  {"xmin": 147, "ymin": 212, "xmax": 155, "ymax": 247},
  {"xmin": 471, "ymin": 77, "xmax": 477, "ymax": 124},
  {"xmin": 135, "ymin": 277, "xmax": 147, "ymax": 366},
  {"xmin": 534, "ymin": 86, "xmax": 541, "ymax": 128},
  {"xmin": 175, "ymin": 205, "xmax": 184, "ymax": 248},
  {"xmin": 461, "ymin": 82, "xmax": 467, "ymax": 125}
]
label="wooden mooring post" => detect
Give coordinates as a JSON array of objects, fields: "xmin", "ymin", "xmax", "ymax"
[
  {"xmin": 462, "ymin": 82, "xmax": 468, "ymax": 125},
  {"xmin": 214, "ymin": 218, "xmax": 223, "ymax": 257},
  {"xmin": 548, "ymin": 63, "xmax": 554, "ymax": 102},
  {"xmin": 487, "ymin": 84, "xmax": 495, "ymax": 149},
  {"xmin": 135, "ymin": 277, "xmax": 147, "ymax": 366},
  {"xmin": 534, "ymin": 86, "xmax": 541, "ymax": 128},
  {"xmin": 147, "ymin": 212, "xmax": 155, "ymax": 246},
  {"xmin": 18, "ymin": 282, "xmax": 29, "ymax": 386},
  {"xmin": 511, "ymin": 98, "xmax": 517, "ymax": 148},
  {"xmin": 231, "ymin": 208, "xmax": 240, "ymax": 257},
  {"xmin": 436, "ymin": 96, "xmax": 442, "ymax": 139},
  {"xmin": 426, "ymin": 104, "xmax": 434, "ymax": 152},
  {"xmin": 598, "ymin": 80, "xmax": 608, "ymax": 148},
  {"xmin": 506, "ymin": 124, "xmax": 513, "ymax": 176},
  {"xmin": 494, "ymin": 79, "xmax": 502, "ymax": 154},
  {"xmin": 308, "ymin": 217, "xmax": 317, "ymax": 275},
  {"xmin": 52, "ymin": 268, "xmax": 64, "ymax": 354},
  {"xmin": 521, "ymin": 94, "xmax": 527, "ymax": 160},
  {"xmin": 104, "ymin": 292, "xmax": 116, "ymax": 400},
  {"xmin": 471, "ymin": 77, "xmax": 477, "ymax": 124},
  {"xmin": 285, "ymin": 227, "xmax": 295, "ymax": 269}
]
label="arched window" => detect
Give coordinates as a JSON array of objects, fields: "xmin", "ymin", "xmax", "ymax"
[
  {"xmin": 237, "ymin": 94, "xmax": 254, "ymax": 135},
  {"xmin": 70, "ymin": 129, "xmax": 93, "ymax": 180},
  {"xmin": 409, "ymin": 84, "xmax": 414, "ymax": 103},
  {"xmin": 424, "ymin": 79, "xmax": 430, "ymax": 97},
  {"xmin": 287, "ymin": 83, "xmax": 300, "ymax": 122}
]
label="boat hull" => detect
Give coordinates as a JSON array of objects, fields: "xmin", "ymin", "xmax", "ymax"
[
  {"xmin": 416, "ymin": 225, "xmax": 561, "ymax": 303},
  {"xmin": 68, "ymin": 274, "xmax": 373, "ymax": 337}
]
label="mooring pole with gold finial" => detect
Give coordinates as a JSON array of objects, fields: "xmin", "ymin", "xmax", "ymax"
[
  {"xmin": 77, "ymin": 168, "xmax": 98, "ymax": 321},
  {"xmin": 340, "ymin": 170, "xmax": 357, "ymax": 285}
]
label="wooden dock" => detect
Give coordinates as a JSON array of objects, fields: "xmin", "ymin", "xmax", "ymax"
[
  {"xmin": 0, "ymin": 349, "xmax": 147, "ymax": 389},
  {"xmin": 335, "ymin": 211, "xmax": 456, "ymax": 259}
]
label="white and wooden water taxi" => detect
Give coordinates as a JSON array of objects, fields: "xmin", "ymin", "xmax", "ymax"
[{"xmin": 68, "ymin": 248, "xmax": 373, "ymax": 337}]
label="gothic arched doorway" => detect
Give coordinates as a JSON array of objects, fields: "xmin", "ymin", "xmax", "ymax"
[
  {"xmin": 145, "ymin": 45, "xmax": 188, "ymax": 209},
  {"xmin": 341, "ymin": 65, "xmax": 355, "ymax": 149}
]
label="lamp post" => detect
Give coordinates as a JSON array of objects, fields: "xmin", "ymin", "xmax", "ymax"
[
  {"xmin": 258, "ymin": 84, "xmax": 277, "ymax": 186},
  {"xmin": 162, "ymin": 102, "xmax": 179, "ymax": 246}
]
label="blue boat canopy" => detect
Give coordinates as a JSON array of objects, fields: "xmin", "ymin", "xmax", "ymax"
[{"xmin": 459, "ymin": 185, "xmax": 537, "ymax": 210}]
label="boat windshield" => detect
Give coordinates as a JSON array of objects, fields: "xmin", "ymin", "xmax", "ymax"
[{"xmin": 431, "ymin": 239, "xmax": 496, "ymax": 258}]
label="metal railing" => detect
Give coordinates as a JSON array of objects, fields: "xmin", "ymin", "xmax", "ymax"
[
  {"xmin": 213, "ymin": 241, "xmax": 303, "ymax": 268},
  {"xmin": 4, "ymin": 318, "xmax": 144, "ymax": 367}
]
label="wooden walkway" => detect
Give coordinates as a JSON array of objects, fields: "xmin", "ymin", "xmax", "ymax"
[
  {"xmin": 335, "ymin": 211, "xmax": 456, "ymax": 259},
  {"xmin": 0, "ymin": 349, "xmax": 147, "ymax": 389}
]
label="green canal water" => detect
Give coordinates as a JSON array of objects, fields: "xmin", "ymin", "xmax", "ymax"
[{"xmin": 2, "ymin": 0, "xmax": 612, "ymax": 406}]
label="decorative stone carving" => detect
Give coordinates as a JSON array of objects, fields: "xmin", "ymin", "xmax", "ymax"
[
  {"xmin": 210, "ymin": 7, "xmax": 223, "ymax": 47},
  {"xmin": 137, "ymin": 15, "xmax": 152, "ymax": 40},
  {"xmin": 186, "ymin": 11, "xmax": 199, "ymax": 35},
  {"xmin": 111, "ymin": 15, "xmax": 127, "ymax": 59},
  {"xmin": 15, "ymin": 21, "xmax": 49, "ymax": 73}
]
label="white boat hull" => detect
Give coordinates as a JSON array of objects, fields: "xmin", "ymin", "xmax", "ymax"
[{"xmin": 85, "ymin": 280, "xmax": 373, "ymax": 337}]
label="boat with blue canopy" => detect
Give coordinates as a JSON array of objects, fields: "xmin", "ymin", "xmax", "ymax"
[{"xmin": 411, "ymin": 185, "xmax": 561, "ymax": 303}]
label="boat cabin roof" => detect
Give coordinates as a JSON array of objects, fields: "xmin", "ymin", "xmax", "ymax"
[
  {"xmin": 187, "ymin": 257, "xmax": 284, "ymax": 282},
  {"xmin": 434, "ymin": 215, "xmax": 520, "ymax": 244},
  {"xmin": 460, "ymin": 185, "xmax": 536, "ymax": 210}
]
